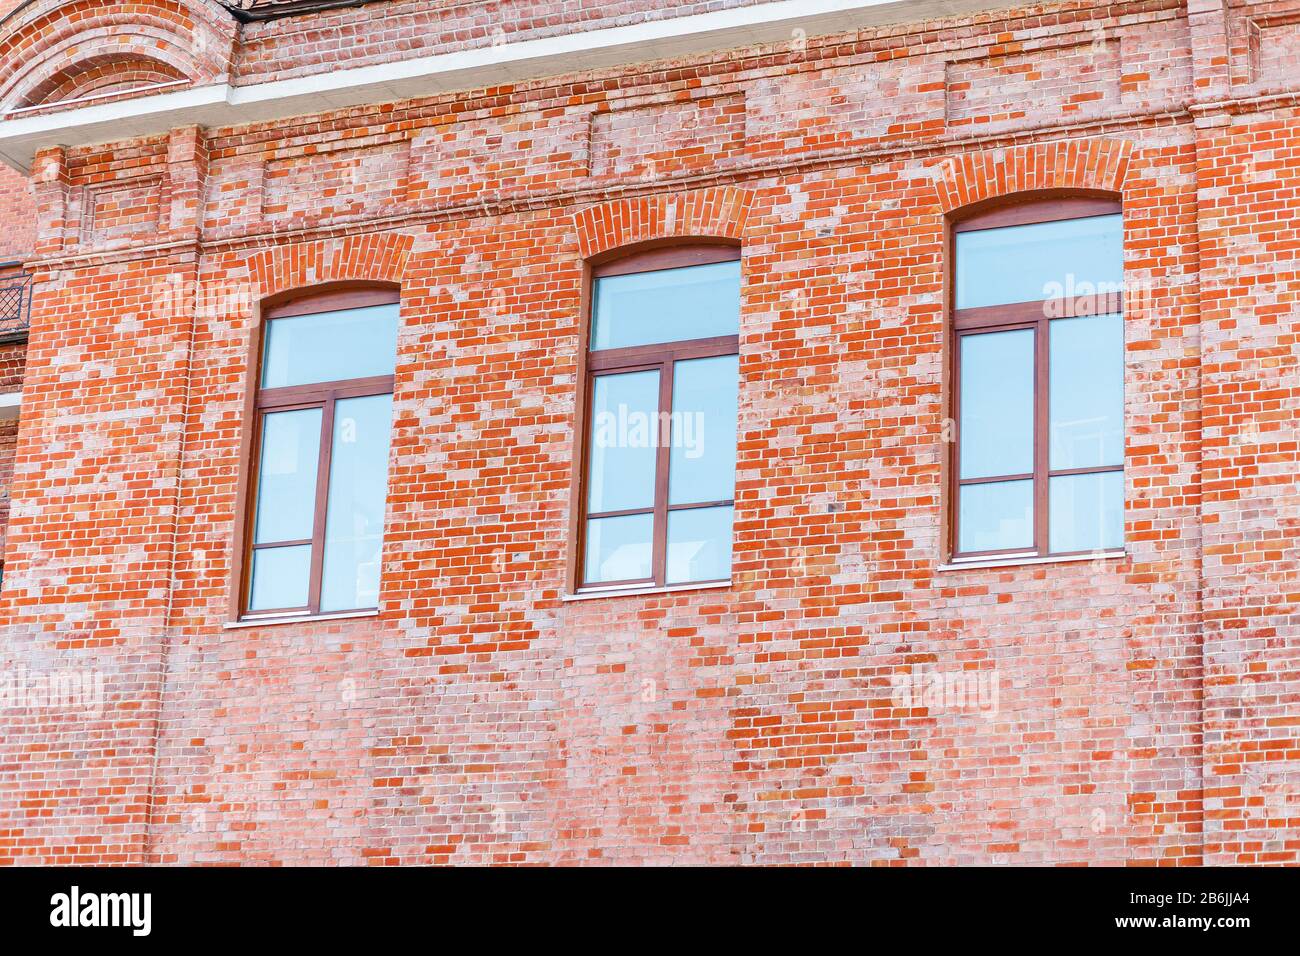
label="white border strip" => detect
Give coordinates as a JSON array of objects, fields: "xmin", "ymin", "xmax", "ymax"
[
  {"xmin": 934, "ymin": 550, "xmax": 1127, "ymax": 572},
  {"xmin": 223, "ymin": 608, "xmax": 380, "ymax": 629},
  {"xmin": 562, "ymin": 580, "xmax": 732, "ymax": 602},
  {"xmin": 0, "ymin": 0, "xmax": 1005, "ymax": 171}
]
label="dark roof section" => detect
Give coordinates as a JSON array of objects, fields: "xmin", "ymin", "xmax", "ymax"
[
  {"xmin": 219, "ymin": 0, "xmax": 384, "ymax": 22},
  {"xmin": 0, "ymin": 0, "xmax": 382, "ymax": 29}
]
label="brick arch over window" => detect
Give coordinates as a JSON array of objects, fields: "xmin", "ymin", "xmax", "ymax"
[
  {"xmin": 243, "ymin": 234, "xmax": 416, "ymax": 303},
  {"xmin": 574, "ymin": 186, "xmax": 754, "ymax": 260},
  {"xmin": 931, "ymin": 139, "xmax": 1134, "ymax": 215},
  {"xmin": 0, "ymin": 0, "xmax": 234, "ymax": 113}
]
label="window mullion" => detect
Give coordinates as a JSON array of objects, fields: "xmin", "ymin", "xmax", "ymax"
[
  {"xmin": 575, "ymin": 373, "xmax": 595, "ymax": 586},
  {"xmin": 243, "ymin": 413, "xmax": 267, "ymax": 612},
  {"xmin": 306, "ymin": 395, "xmax": 336, "ymax": 615},
  {"xmin": 951, "ymin": 327, "xmax": 963, "ymax": 558},
  {"xmin": 1034, "ymin": 312, "xmax": 1050, "ymax": 556},
  {"xmin": 650, "ymin": 358, "xmax": 674, "ymax": 588}
]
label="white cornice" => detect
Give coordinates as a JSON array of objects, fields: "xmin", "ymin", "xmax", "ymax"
[{"xmin": 0, "ymin": 0, "xmax": 1009, "ymax": 172}]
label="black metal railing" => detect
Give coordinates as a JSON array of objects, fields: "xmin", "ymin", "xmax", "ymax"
[{"xmin": 0, "ymin": 270, "xmax": 32, "ymax": 340}]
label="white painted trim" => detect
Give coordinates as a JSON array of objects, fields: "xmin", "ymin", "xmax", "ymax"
[
  {"xmin": 934, "ymin": 550, "xmax": 1127, "ymax": 572},
  {"xmin": 2, "ymin": 79, "xmax": 191, "ymax": 117},
  {"xmin": 223, "ymin": 608, "xmax": 380, "ymax": 629},
  {"xmin": 0, "ymin": 84, "xmax": 232, "ymax": 170},
  {"xmin": 0, "ymin": 390, "xmax": 19, "ymax": 421},
  {"xmin": 562, "ymin": 580, "xmax": 732, "ymax": 602},
  {"xmin": 0, "ymin": 0, "xmax": 1006, "ymax": 171}
]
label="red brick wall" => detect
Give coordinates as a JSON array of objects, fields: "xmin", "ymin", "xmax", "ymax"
[
  {"xmin": 231, "ymin": 0, "xmax": 769, "ymax": 83},
  {"xmin": 0, "ymin": 344, "xmax": 22, "ymax": 556},
  {"xmin": 1195, "ymin": 99, "xmax": 1300, "ymax": 863},
  {"xmin": 0, "ymin": 0, "xmax": 1296, "ymax": 865},
  {"xmin": 0, "ymin": 168, "xmax": 33, "ymax": 260},
  {"xmin": 0, "ymin": 132, "xmax": 31, "ymax": 570}
]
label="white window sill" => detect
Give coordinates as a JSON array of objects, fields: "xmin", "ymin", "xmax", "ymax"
[
  {"xmin": 935, "ymin": 550, "xmax": 1127, "ymax": 572},
  {"xmin": 223, "ymin": 609, "xmax": 380, "ymax": 629},
  {"xmin": 562, "ymin": 580, "xmax": 731, "ymax": 602}
]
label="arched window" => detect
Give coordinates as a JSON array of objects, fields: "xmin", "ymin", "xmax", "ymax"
[
  {"xmin": 949, "ymin": 195, "xmax": 1125, "ymax": 561},
  {"xmin": 574, "ymin": 243, "xmax": 742, "ymax": 593},
  {"xmin": 240, "ymin": 285, "xmax": 400, "ymax": 619}
]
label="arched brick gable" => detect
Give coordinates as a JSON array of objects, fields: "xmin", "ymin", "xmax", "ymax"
[
  {"xmin": 573, "ymin": 186, "xmax": 755, "ymax": 260},
  {"xmin": 0, "ymin": 0, "xmax": 234, "ymax": 112},
  {"xmin": 23, "ymin": 53, "xmax": 190, "ymax": 108},
  {"xmin": 931, "ymin": 139, "xmax": 1134, "ymax": 214}
]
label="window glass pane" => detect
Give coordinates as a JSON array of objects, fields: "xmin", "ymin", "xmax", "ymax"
[
  {"xmin": 584, "ymin": 513, "xmax": 653, "ymax": 584},
  {"xmin": 666, "ymin": 505, "xmax": 734, "ymax": 584},
  {"xmin": 262, "ymin": 303, "xmax": 399, "ymax": 388},
  {"xmin": 320, "ymin": 394, "xmax": 394, "ymax": 612},
  {"xmin": 592, "ymin": 261, "xmax": 740, "ymax": 350},
  {"xmin": 1050, "ymin": 471, "xmax": 1124, "ymax": 553},
  {"xmin": 254, "ymin": 407, "xmax": 322, "ymax": 544},
  {"xmin": 955, "ymin": 214, "xmax": 1122, "ymax": 309},
  {"xmin": 959, "ymin": 329, "xmax": 1034, "ymax": 479},
  {"xmin": 248, "ymin": 544, "xmax": 312, "ymax": 611},
  {"xmin": 587, "ymin": 370, "xmax": 660, "ymax": 513},
  {"xmin": 669, "ymin": 354, "xmax": 739, "ymax": 506},
  {"xmin": 1050, "ymin": 312, "xmax": 1124, "ymax": 469},
  {"xmin": 958, "ymin": 479, "xmax": 1033, "ymax": 553}
]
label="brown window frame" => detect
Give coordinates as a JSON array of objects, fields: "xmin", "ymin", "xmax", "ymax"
[
  {"xmin": 234, "ymin": 283, "xmax": 400, "ymax": 620},
  {"xmin": 947, "ymin": 195, "xmax": 1124, "ymax": 562},
  {"xmin": 571, "ymin": 241, "xmax": 741, "ymax": 593}
]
